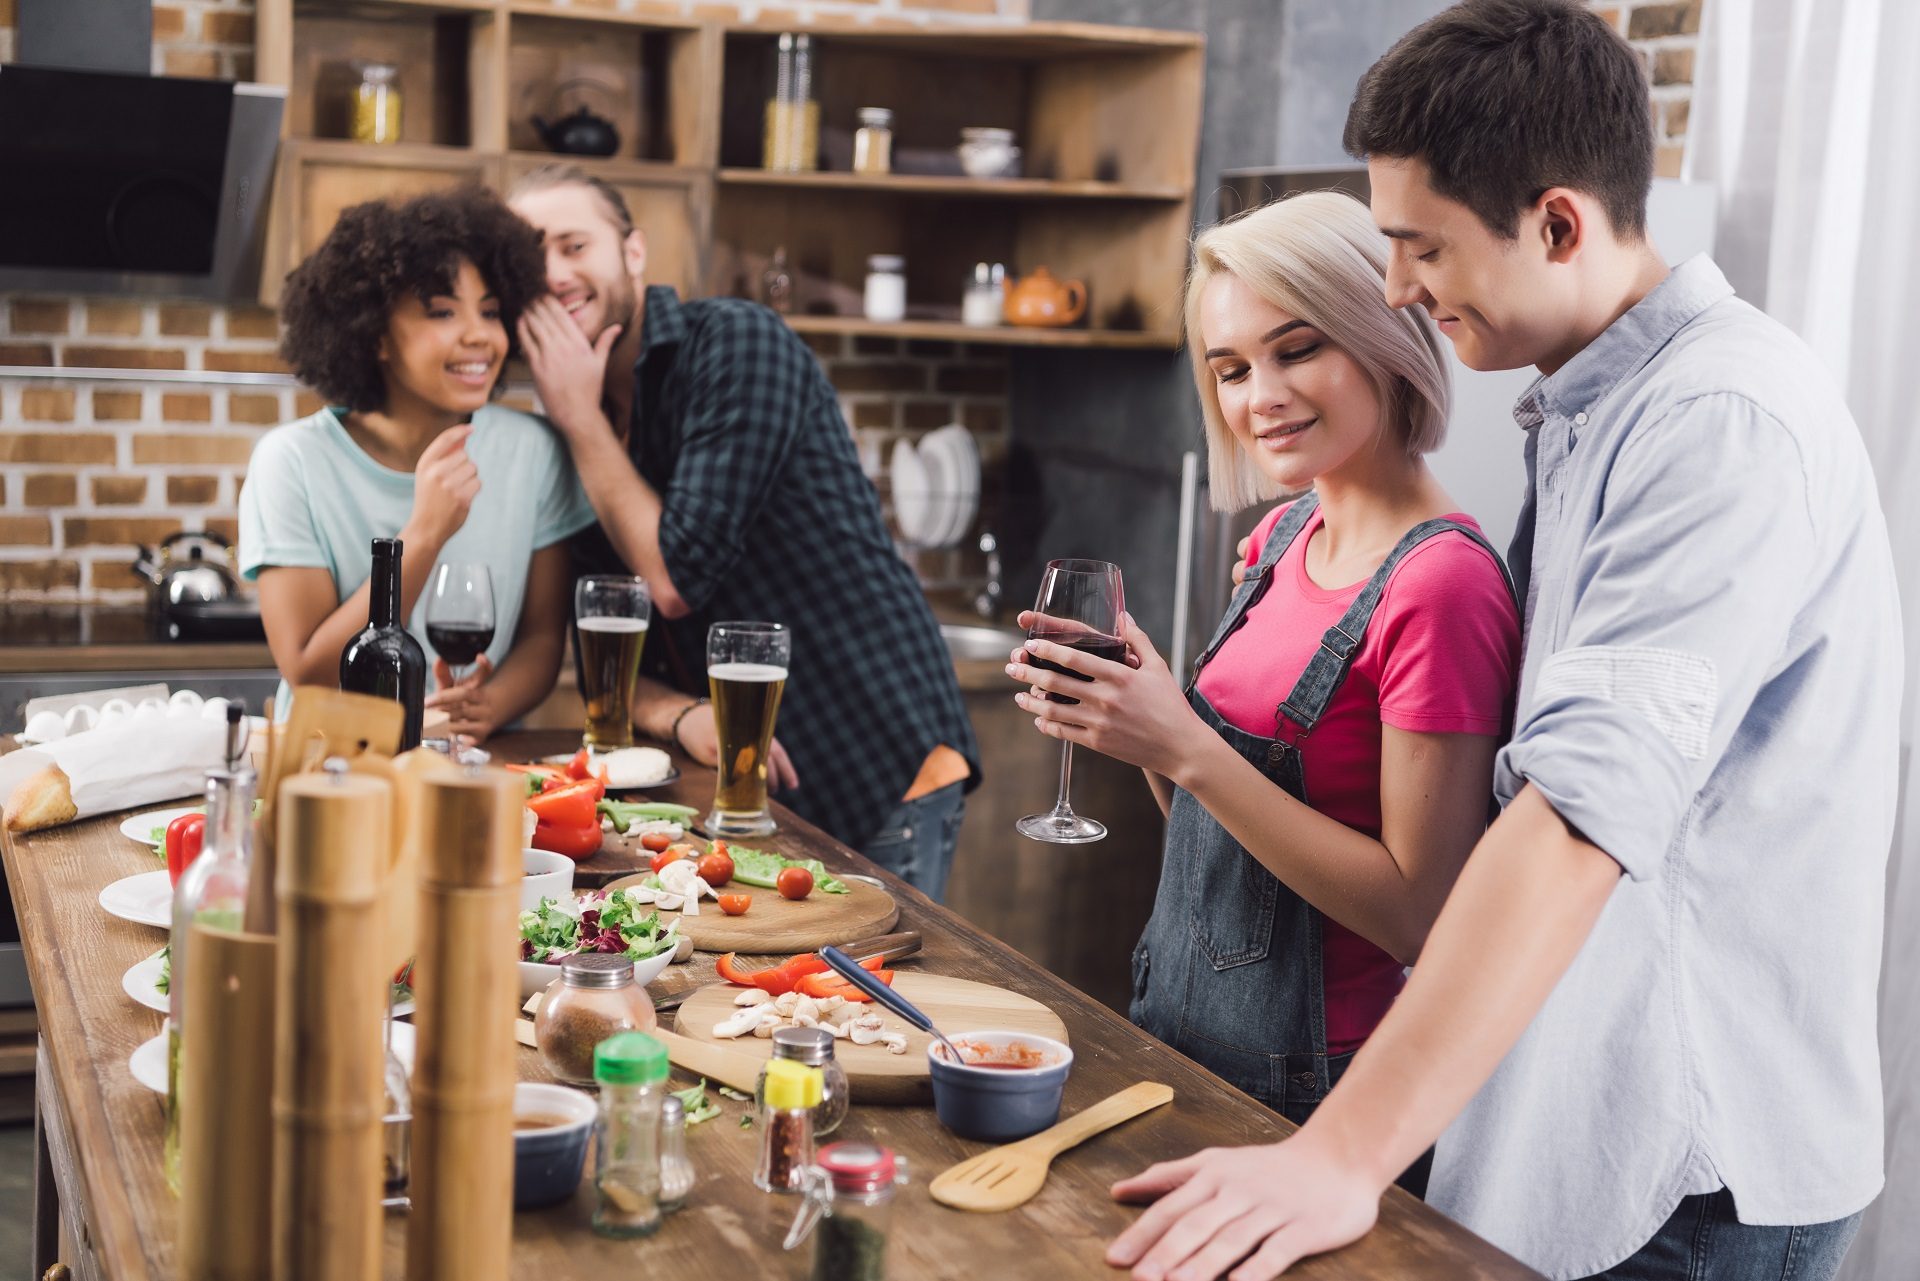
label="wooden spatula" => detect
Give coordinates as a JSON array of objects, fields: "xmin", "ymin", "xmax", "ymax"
[{"xmin": 929, "ymin": 1081, "xmax": 1174, "ymax": 1212}]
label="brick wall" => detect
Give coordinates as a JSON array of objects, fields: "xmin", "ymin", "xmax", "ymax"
[
  {"xmin": 1592, "ymin": 0, "xmax": 1703, "ymax": 178},
  {"xmin": 0, "ymin": 0, "xmax": 1022, "ymax": 601}
]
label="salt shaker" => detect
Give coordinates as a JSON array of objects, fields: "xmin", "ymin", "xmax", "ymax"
[
  {"xmin": 659, "ymin": 1093, "xmax": 695, "ymax": 1212},
  {"xmin": 592, "ymin": 1031, "xmax": 669, "ymax": 1237}
]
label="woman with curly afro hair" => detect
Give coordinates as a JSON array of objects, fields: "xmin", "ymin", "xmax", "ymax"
[{"xmin": 238, "ymin": 185, "xmax": 596, "ymax": 740}]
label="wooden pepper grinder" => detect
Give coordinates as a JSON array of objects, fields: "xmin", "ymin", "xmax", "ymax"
[
  {"xmin": 406, "ymin": 767, "xmax": 521, "ymax": 1281},
  {"xmin": 272, "ymin": 763, "xmax": 393, "ymax": 1281}
]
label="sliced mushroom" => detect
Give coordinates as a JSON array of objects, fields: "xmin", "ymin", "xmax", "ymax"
[
  {"xmin": 848, "ymin": 1013, "xmax": 887, "ymax": 1046},
  {"xmin": 672, "ymin": 934, "xmax": 695, "ymax": 963},
  {"xmin": 733, "ymin": 987, "xmax": 771, "ymax": 1007},
  {"xmin": 773, "ymin": 991, "xmax": 802, "ymax": 1017},
  {"xmin": 827, "ymin": 1021, "xmax": 850, "ymax": 1039},
  {"xmin": 753, "ymin": 1018, "xmax": 777, "ymax": 1038},
  {"xmin": 791, "ymin": 996, "xmax": 820, "ymax": 1026},
  {"xmin": 713, "ymin": 1004, "xmax": 768, "ymax": 1038},
  {"xmin": 879, "ymin": 1031, "xmax": 910, "ymax": 1055},
  {"xmin": 815, "ymin": 996, "xmax": 846, "ymax": 1016}
]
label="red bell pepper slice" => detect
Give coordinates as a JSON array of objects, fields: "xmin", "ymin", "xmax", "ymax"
[
  {"xmin": 530, "ymin": 818, "xmax": 602, "ymax": 861},
  {"xmin": 715, "ymin": 952, "xmax": 889, "ymax": 996},
  {"xmin": 795, "ymin": 970, "xmax": 895, "ymax": 1002},
  {"xmin": 525, "ymin": 777, "xmax": 604, "ymax": 828}
]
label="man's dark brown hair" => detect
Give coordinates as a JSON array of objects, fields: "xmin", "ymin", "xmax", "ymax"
[
  {"xmin": 279, "ymin": 185, "xmax": 546, "ymax": 413},
  {"xmin": 1342, "ymin": 0, "xmax": 1655, "ymax": 240}
]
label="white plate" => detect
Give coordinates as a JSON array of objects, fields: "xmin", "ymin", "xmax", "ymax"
[
  {"xmin": 890, "ymin": 438, "xmax": 935, "ymax": 545},
  {"xmin": 539, "ymin": 749, "xmax": 680, "ymax": 789},
  {"xmin": 122, "ymin": 950, "xmax": 417, "ymax": 1019},
  {"xmin": 120, "ymin": 806, "xmax": 200, "ymax": 848},
  {"xmin": 129, "ymin": 1032, "xmax": 168, "ymax": 1093},
  {"xmin": 122, "ymin": 952, "xmax": 170, "ymax": 1014},
  {"xmin": 130, "ymin": 1021, "xmax": 417, "ymax": 1095},
  {"xmin": 918, "ymin": 429, "xmax": 959, "ymax": 548},
  {"xmin": 925, "ymin": 425, "xmax": 981, "ymax": 546},
  {"xmin": 99, "ymin": 870, "xmax": 173, "ymax": 929}
]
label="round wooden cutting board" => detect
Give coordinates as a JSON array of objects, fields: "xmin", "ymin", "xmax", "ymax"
[
  {"xmin": 603, "ymin": 871, "xmax": 899, "ymax": 953},
  {"xmin": 673, "ymin": 972, "xmax": 1070, "ymax": 1103}
]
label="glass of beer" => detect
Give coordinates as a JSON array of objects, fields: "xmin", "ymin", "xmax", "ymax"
[
  {"xmin": 575, "ymin": 575, "xmax": 650, "ymax": 752},
  {"xmin": 706, "ymin": 621, "xmax": 790, "ymax": 837}
]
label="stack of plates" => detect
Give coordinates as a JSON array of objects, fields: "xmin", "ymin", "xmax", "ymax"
[{"xmin": 890, "ymin": 424, "xmax": 981, "ymax": 548}]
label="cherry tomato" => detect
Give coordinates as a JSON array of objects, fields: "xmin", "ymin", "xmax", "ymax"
[
  {"xmin": 531, "ymin": 818, "xmax": 602, "ymax": 861},
  {"xmin": 638, "ymin": 831, "xmax": 673, "ymax": 853},
  {"xmin": 707, "ymin": 839, "xmax": 730, "ymax": 859},
  {"xmin": 165, "ymin": 813, "xmax": 206, "ymax": 885},
  {"xmin": 717, "ymin": 893, "xmax": 752, "ymax": 916},
  {"xmin": 649, "ymin": 847, "xmax": 691, "ymax": 874},
  {"xmin": 565, "ymin": 748, "xmax": 591, "ymax": 781},
  {"xmin": 696, "ymin": 852, "xmax": 734, "ymax": 886},
  {"xmin": 776, "ymin": 867, "xmax": 814, "ymax": 900}
]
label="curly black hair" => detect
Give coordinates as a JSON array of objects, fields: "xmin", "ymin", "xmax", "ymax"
[{"xmin": 279, "ymin": 185, "xmax": 547, "ymax": 413}]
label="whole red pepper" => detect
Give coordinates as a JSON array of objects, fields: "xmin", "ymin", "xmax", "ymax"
[{"xmin": 165, "ymin": 813, "xmax": 206, "ymax": 885}]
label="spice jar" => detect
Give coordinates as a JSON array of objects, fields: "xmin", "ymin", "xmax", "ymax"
[
  {"xmin": 534, "ymin": 954, "xmax": 656, "ymax": 1086},
  {"xmin": 755, "ymin": 1058, "xmax": 822, "ymax": 1193},
  {"xmin": 963, "ymin": 261, "xmax": 1006, "ymax": 328},
  {"xmin": 350, "ymin": 61, "xmax": 402, "ymax": 145},
  {"xmin": 757, "ymin": 1026, "xmax": 848, "ymax": 1136},
  {"xmin": 782, "ymin": 1142, "xmax": 910, "ymax": 1281},
  {"xmin": 852, "ymin": 107, "xmax": 893, "ymax": 176},
  {"xmin": 659, "ymin": 1094, "xmax": 694, "ymax": 1212},
  {"xmin": 763, "ymin": 33, "xmax": 820, "ymax": 172},
  {"xmin": 592, "ymin": 1031, "xmax": 669, "ymax": 1238},
  {"xmin": 864, "ymin": 256, "xmax": 907, "ymax": 324}
]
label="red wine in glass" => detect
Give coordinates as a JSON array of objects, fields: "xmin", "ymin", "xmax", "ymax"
[
  {"xmin": 1024, "ymin": 629, "xmax": 1126, "ymax": 706},
  {"xmin": 425, "ymin": 622, "xmax": 494, "ymax": 669},
  {"xmin": 1016, "ymin": 559, "xmax": 1124, "ymax": 844}
]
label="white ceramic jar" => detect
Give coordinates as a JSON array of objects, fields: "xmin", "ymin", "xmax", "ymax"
[{"xmin": 864, "ymin": 255, "xmax": 907, "ymax": 323}]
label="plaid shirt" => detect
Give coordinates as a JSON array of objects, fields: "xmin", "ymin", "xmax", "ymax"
[{"xmin": 571, "ymin": 287, "xmax": 978, "ymax": 849}]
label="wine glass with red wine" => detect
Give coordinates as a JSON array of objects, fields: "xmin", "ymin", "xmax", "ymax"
[
  {"xmin": 425, "ymin": 562, "xmax": 495, "ymax": 688},
  {"xmin": 1016, "ymin": 558, "xmax": 1125, "ymax": 844}
]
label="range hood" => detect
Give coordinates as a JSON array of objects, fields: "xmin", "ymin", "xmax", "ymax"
[{"xmin": 0, "ymin": 65, "xmax": 283, "ymax": 301}]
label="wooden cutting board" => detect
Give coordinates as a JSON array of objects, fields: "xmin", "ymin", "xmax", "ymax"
[
  {"xmin": 673, "ymin": 972, "xmax": 1069, "ymax": 1104},
  {"xmin": 604, "ymin": 871, "xmax": 899, "ymax": 953}
]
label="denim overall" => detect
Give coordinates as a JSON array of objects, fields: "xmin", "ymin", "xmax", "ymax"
[{"xmin": 1129, "ymin": 494, "xmax": 1514, "ymax": 1140}]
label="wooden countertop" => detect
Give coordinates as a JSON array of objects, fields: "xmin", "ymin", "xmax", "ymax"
[
  {"xmin": 0, "ymin": 607, "xmax": 272, "ymax": 674},
  {"xmin": 2, "ymin": 730, "xmax": 1539, "ymax": 1281}
]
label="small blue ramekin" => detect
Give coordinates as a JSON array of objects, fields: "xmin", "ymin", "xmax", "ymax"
[
  {"xmin": 512, "ymin": 1082, "xmax": 597, "ymax": 1209},
  {"xmin": 927, "ymin": 1031, "xmax": 1074, "ymax": 1142}
]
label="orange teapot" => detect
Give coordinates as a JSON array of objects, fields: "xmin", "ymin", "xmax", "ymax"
[{"xmin": 1003, "ymin": 267, "xmax": 1088, "ymax": 328}]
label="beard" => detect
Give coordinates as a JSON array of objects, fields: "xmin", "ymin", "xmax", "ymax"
[{"xmin": 584, "ymin": 269, "xmax": 639, "ymax": 343}]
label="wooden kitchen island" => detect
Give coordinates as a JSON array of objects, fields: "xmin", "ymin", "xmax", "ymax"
[{"xmin": 3, "ymin": 730, "xmax": 1539, "ymax": 1281}]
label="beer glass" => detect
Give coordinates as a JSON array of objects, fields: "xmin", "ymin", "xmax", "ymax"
[
  {"xmin": 1016, "ymin": 559, "xmax": 1124, "ymax": 844},
  {"xmin": 575, "ymin": 575, "xmax": 651, "ymax": 752},
  {"xmin": 706, "ymin": 621, "xmax": 790, "ymax": 836}
]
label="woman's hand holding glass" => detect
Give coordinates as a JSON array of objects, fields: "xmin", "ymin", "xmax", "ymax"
[
  {"xmin": 425, "ymin": 654, "xmax": 499, "ymax": 741},
  {"xmin": 1008, "ymin": 611, "xmax": 1211, "ymax": 783}
]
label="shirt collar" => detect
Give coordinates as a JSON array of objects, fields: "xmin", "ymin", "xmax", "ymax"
[
  {"xmin": 1514, "ymin": 254, "xmax": 1734, "ymax": 432},
  {"xmin": 634, "ymin": 285, "xmax": 688, "ymax": 373}
]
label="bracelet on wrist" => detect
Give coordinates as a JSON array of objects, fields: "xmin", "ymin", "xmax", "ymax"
[{"xmin": 668, "ymin": 698, "xmax": 709, "ymax": 751}]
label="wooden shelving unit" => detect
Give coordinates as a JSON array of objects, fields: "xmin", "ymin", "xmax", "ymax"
[{"xmin": 254, "ymin": 5, "xmax": 1204, "ymax": 349}]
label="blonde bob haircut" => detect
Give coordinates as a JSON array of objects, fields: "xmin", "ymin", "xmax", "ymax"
[{"xmin": 1186, "ymin": 190, "xmax": 1451, "ymax": 512}]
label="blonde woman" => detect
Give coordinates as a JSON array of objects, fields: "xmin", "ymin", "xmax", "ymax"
[{"xmin": 1005, "ymin": 192, "xmax": 1520, "ymax": 1193}]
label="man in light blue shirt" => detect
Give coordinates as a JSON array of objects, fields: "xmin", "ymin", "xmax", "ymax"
[{"xmin": 1101, "ymin": 4, "xmax": 1899, "ymax": 1280}]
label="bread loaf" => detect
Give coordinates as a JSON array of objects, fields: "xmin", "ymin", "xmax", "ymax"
[{"xmin": 4, "ymin": 764, "xmax": 78, "ymax": 832}]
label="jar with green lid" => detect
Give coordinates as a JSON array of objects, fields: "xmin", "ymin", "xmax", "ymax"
[
  {"xmin": 756, "ymin": 1026, "xmax": 848, "ymax": 1136},
  {"xmin": 755, "ymin": 1058, "xmax": 822, "ymax": 1193},
  {"xmin": 592, "ymin": 1031, "xmax": 669, "ymax": 1238}
]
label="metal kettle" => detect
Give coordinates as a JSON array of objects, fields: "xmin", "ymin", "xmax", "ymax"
[
  {"xmin": 130, "ymin": 530, "xmax": 241, "ymax": 610},
  {"xmin": 531, "ymin": 105, "xmax": 620, "ymax": 157}
]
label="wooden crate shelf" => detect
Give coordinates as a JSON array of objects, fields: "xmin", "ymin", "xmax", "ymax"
[{"xmin": 257, "ymin": 8, "xmax": 1203, "ymax": 351}]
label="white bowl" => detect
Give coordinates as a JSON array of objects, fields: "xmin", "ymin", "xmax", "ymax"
[
  {"xmin": 518, "ymin": 937, "xmax": 677, "ymax": 1001},
  {"xmin": 521, "ymin": 848, "xmax": 575, "ymax": 914},
  {"xmin": 514, "ymin": 1081, "xmax": 597, "ymax": 1134}
]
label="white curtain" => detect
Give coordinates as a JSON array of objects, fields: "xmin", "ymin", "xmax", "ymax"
[{"xmin": 1690, "ymin": 1, "xmax": 1920, "ymax": 1277}]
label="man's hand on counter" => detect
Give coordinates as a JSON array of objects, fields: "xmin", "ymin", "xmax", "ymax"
[{"xmin": 1106, "ymin": 1129, "xmax": 1384, "ymax": 1281}]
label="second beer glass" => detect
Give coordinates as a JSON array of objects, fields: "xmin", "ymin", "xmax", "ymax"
[
  {"xmin": 576, "ymin": 575, "xmax": 651, "ymax": 752},
  {"xmin": 706, "ymin": 621, "xmax": 790, "ymax": 836}
]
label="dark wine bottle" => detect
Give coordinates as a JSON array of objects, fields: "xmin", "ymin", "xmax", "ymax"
[{"xmin": 339, "ymin": 537, "xmax": 425, "ymax": 750}]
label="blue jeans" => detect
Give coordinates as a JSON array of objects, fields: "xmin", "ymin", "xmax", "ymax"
[
  {"xmin": 1586, "ymin": 1188, "xmax": 1862, "ymax": 1281},
  {"xmin": 859, "ymin": 782, "xmax": 965, "ymax": 901}
]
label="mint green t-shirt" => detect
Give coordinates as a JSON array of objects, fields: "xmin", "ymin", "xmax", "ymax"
[{"xmin": 238, "ymin": 404, "xmax": 596, "ymax": 700}]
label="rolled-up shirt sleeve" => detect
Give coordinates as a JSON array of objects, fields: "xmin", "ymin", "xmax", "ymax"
[
  {"xmin": 1497, "ymin": 394, "xmax": 1816, "ymax": 879},
  {"xmin": 654, "ymin": 309, "xmax": 808, "ymax": 613}
]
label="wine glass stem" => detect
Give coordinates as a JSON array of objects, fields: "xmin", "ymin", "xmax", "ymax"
[{"xmin": 1051, "ymin": 741, "xmax": 1077, "ymax": 817}]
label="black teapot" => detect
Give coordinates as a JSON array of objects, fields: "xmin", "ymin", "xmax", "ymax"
[{"xmin": 532, "ymin": 106, "xmax": 620, "ymax": 157}]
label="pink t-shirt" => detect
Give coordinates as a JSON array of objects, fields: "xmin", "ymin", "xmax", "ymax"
[{"xmin": 1193, "ymin": 501, "xmax": 1520, "ymax": 1054}]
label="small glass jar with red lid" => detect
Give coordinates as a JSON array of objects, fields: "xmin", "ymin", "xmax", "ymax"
[{"xmin": 783, "ymin": 1141, "xmax": 910, "ymax": 1281}]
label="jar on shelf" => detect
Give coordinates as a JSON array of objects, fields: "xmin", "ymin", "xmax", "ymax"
[
  {"xmin": 763, "ymin": 33, "xmax": 820, "ymax": 172},
  {"xmin": 755, "ymin": 1026, "xmax": 849, "ymax": 1136},
  {"xmin": 864, "ymin": 255, "xmax": 907, "ymax": 325},
  {"xmin": 852, "ymin": 107, "xmax": 894, "ymax": 176},
  {"xmin": 350, "ymin": 61, "xmax": 402, "ymax": 146},
  {"xmin": 533, "ymin": 954, "xmax": 657, "ymax": 1086},
  {"xmin": 963, "ymin": 261, "xmax": 1006, "ymax": 328}
]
